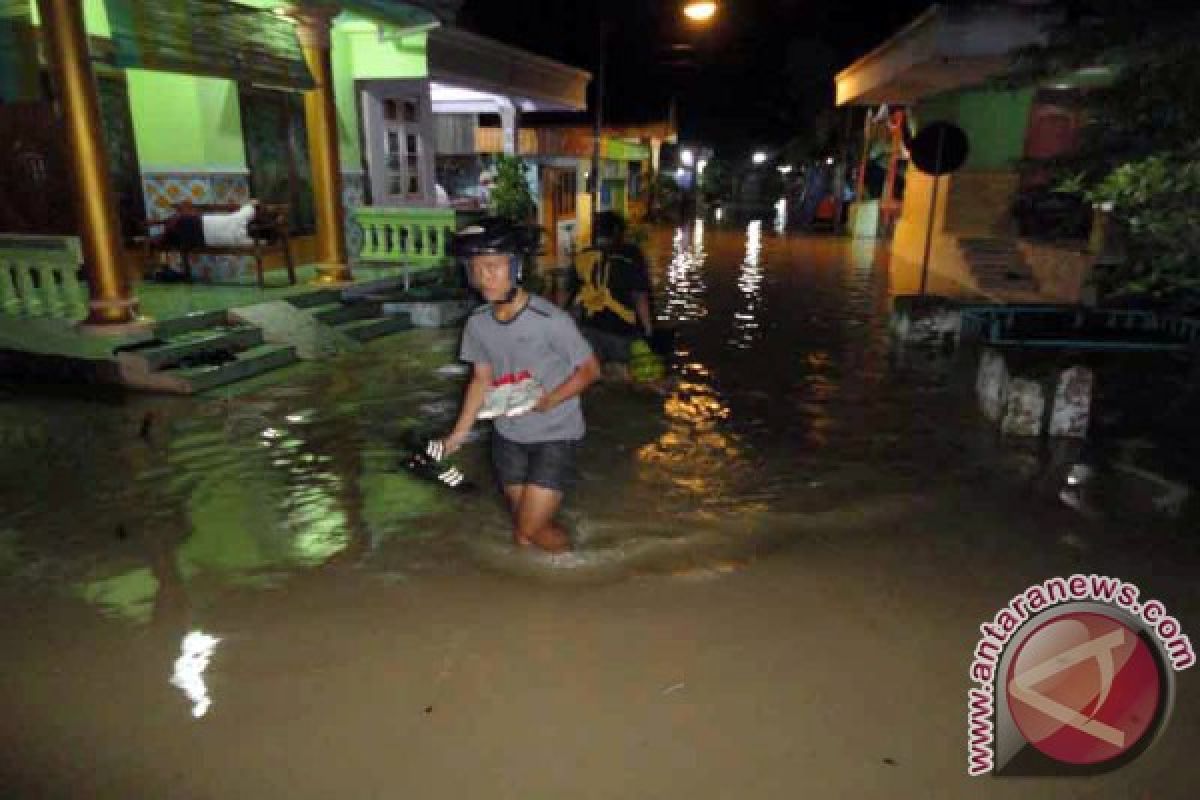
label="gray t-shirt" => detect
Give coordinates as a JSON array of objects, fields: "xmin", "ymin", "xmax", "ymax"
[{"xmin": 459, "ymin": 295, "xmax": 594, "ymax": 443}]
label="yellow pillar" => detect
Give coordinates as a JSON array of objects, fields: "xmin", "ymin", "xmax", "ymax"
[
  {"xmin": 36, "ymin": 0, "xmax": 142, "ymax": 329},
  {"xmin": 293, "ymin": 7, "xmax": 351, "ymax": 283}
]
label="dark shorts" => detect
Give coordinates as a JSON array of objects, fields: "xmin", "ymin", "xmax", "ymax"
[
  {"xmin": 491, "ymin": 434, "xmax": 579, "ymax": 492},
  {"xmin": 582, "ymin": 325, "xmax": 635, "ymax": 363}
]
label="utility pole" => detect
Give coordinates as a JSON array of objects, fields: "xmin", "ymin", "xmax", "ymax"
[{"xmin": 590, "ymin": 14, "xmax": 608, "ymax": 244}]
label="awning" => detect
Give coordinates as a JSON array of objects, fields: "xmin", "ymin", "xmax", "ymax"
[
  {"xmin": 835, "ymin": 6, "xmax": 1052, "ymax": 107},
  {"xmin": 103, "ymin": 0, "xmax": 314, "ymax": 90},
  {"xmin": 428, "ymin": 27, "xmax": 590, "ymax": 113},
  {"xmin": 341, "ymin": 0, "xmax": 462, "ymax": 27}
]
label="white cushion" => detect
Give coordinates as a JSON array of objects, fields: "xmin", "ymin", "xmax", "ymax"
[{"xmin": 202, "ymin": 204, "xmax": 256, "ymax": 247}]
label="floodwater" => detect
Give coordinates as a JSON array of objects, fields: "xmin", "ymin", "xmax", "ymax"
[{"xmin": 1, "ymin": 221, "xmax": 1197, "ymax": 798}]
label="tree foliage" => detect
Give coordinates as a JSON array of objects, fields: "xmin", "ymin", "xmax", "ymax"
[
  {"xmin": 1019, "ymin": 1, "xmax": 1200, "ymax": 308},
  {"xmin": 489, "ymin": 155, "xmax": 535, "ymax": 223}
]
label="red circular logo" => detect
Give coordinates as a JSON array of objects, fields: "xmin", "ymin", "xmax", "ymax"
[{"xmin": 1006, "ymin": 612, "xmax": 1163, "ymax": 765}]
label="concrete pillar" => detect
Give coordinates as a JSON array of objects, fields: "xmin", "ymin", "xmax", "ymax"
[
  {"xmin": 1049, "ymin": 366, "xmax": 1093, "ymax": 437},
  {"xmin": 977, "ymin": 348, "xmax": 1010, "ymax": 423},
  {"xmin": 36, "ymin": 0, "xmax": 142, "ymax": 330},
  {"xmin": 1002, "ymin": 378, "xmax": 1045, "ymax": 436},
  {"xmin": 855, "ymin": 107, "xmax": 871, "ymax": 200},
  {"xmin": 293, "ymin": 7, "xmax": 350, "ymax": 283},
  {"xmin": 498, "ymin": 98, "xmax": 519, "ymax": 156}
]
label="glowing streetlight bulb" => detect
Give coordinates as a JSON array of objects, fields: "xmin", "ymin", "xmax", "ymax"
[
  {"xmin": 680, "ymin": 148, "xmax": 695, "ymax": 167},
  {"xmin": 777, "ymin": 164, "xmax": 793, "ymax": 174},
  {"xmin": 684, "ymin": 1, "xmax": 718, "ymax": 22},
  {"xmin": 697, "ymin": 158, "xmax": 708, "ymax": 175},
  {"xmin": 752, "ymin": 152, "xmax": 768, "ymax": 165}
]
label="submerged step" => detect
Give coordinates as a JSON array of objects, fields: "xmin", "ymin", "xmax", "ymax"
[
  {"xmin": 310, "ymin": 301, "xmax": 378, "ymax": 326},
  {"xmin": 286, "ymin": 288, "xmax": 344, "ymax": 309},
  {"xmin": 337, "ymin": 313, "xmax": 413, "ymax": 342},
  {"xmin": 154, "ymin": 310, "xmax": 228, "ymax": 339},
  {"xmin": 172, "ymin": 343, "xmax": 299, "ymax": 393},
  {"xmin": 119, "ymin": 326, "xmax": 263, "ymax": 371}
]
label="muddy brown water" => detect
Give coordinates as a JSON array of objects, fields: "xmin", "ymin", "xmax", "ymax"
[{"xmin": 1, "ymin": 222, "xmax": 1197, "ymax": 798}]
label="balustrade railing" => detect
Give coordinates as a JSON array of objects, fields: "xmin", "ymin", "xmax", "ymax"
[
  {"xmin": 0, "ymin": 235, "xmax": 87, "ymax": 320},
  {"xmin": 353, "ymin": 206, "xmax": 458, "ymax": 271}
]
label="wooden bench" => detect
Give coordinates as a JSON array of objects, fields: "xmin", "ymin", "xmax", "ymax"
[{"xmin": 141, "ymin": 202, "xmax": 296, "ymax": 287}]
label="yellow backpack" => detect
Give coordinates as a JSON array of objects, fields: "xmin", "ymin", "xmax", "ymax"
[{"xmin": 574, "ymin": 249, "xmax": 636, "ymax": 326}]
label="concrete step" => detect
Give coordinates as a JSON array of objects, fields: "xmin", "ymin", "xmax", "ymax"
[
  {"xmin": 972, "ymin": 263, "xmax": 1035, "ymax": 277},
  {"xmin": 959, "ymin": 237, "xmax": 1019, "ymax": 253},
  {"xmin": 340, "ymin": 276, "xmax": 409, "ymax": 300},
  {"xmin": 978, "ymin": 276, "xmax": 1038, "ymax": 290},
  {"xmin": 154, "ymin": 310, "xmax": 228, "ymax": 339},
  {"xmin": 310, "ymin": 301, "xmax": 378, "ymax": 326},
  {"xmin": 337, "ymin": 313, "xmax": 414, "ymax": 342},
  {"xmin": 965, "ymin": 252, "xmax": 1026, "ymax": 265},
  {"xmin": 172, "ymin": 343, "xmax": 298, "ymax": 393},
  {"xmin": 286, "ymin": 288, "xmax": 344, "ymax": 309},
  {"xmin": 120, "ymin": 325, "xmax": 263, "ymax": 371}
]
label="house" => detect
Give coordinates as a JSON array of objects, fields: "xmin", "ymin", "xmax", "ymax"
[
  {"xmin": 835, "ymin": 3, "xmax": 1107, "ymax": 303},
  {"xmin": 468, "ymin": 119, "xmax": 673, "ymax": 265},
  {"xmin": 0, "ymin": 0, "xmax": 591, "ymax": 389},
  {"xmin": 335, "ymin": 23, "xmax": 590, "ymax": 273}
]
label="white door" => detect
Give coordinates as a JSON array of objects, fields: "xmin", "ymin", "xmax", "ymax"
[{"xmin": 361, "ymin": 80, "xmax": 436, "ymax": 206}]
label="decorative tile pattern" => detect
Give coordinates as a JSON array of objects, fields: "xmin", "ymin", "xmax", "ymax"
[{"xmin": 343, "ymin": 172, "xmax": 366, "ymax": 262}]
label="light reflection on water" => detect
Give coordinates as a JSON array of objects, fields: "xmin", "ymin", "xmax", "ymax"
[
  {"xmin": 0, "ymin": 225, "xmax": 985, "ymax": 609},
  {"xmin": 730, "ymin": 219, "xmax": 765, "ymax": 351},
  {"xmin": 661, "ymin": 223, "xmax": 708, "ymax": 325}
]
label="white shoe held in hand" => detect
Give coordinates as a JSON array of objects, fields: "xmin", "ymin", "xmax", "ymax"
[
  {"xmin": 477, "ymin": 375, "xmax": 516, "ymax": 420},
  {"xmin": 504, "ymin": 370, "xmax": 544, "ymax": 417}
]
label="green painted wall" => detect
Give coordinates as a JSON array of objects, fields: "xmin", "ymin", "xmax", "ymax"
[
  {"xmin": 345, "ymin": 28, "xmax": 427, "ymax": 80},
  {"xmin": 332, "ymin": 28, "xmax": 364, "ymax": 170},
  {"xmin": 126, "ymin": 70, "xmax": 247, "ymax": 172},
  {"xmin": 32, "ymin": 2, "xmax": 430, "ymax": 176},
  {"xmin": 30, "ymin": 0, "xmax": 113, "ymax": 37},
  {"xmin": 916, "ymin": 87, "xmax": 1035, "ymax": 171},
  {"xmin": 32, "ymin": 0, "xmax": 249, "ymax": 173},
  {"xmin": 332, "ymin": 25, "xmax": 429, "ymax": 170}
]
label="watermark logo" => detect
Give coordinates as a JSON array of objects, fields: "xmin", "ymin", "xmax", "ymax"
[{"xmin": 968, "ymin": 575, "xmax": 1193, "ymax": 777}]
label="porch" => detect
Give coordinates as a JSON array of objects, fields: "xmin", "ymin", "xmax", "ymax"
[{"xmin": 0, "ymin": 206, "xmax": 466, "ymax": 393}]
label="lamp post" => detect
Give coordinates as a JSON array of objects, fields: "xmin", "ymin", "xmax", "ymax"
[
  {"xmin": 683, "ymin": 2, "xmax": 719, "ymax": 22},
  {"xmin": 590, "ymin": 2, "xmax": 718, "ymax": 243}
]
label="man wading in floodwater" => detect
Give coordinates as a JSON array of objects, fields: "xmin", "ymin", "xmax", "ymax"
[{"xmin": 435, "ymin": 217, "xmax": 601, "ymax": 552}]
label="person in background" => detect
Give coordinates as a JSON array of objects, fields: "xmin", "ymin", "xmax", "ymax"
[{"xmin": 575, "ymin": 211, "xmax": 654, "ymax": 375}]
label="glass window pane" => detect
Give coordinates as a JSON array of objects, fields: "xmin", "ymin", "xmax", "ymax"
[
  {"xmin": 408, "ymin": 175, "xmax": 419, "ymax": 194},
  {"xmin": 386, "ymin": 131, "xmax": 399, "ymax": 153},
  {"xmin": 406, "ymin": 133, "xmax": 418, "ymax": 155},
  {"xmin": 389, "ymin": 177, "xmax": 403, "ymax": 195},
  {"xmin": 403, "ymin": 100, "xmax": 418, "ymax": 123},
  {"xmin": 384, "ymin": 99, "xmax": 397, "ymax": 121}
]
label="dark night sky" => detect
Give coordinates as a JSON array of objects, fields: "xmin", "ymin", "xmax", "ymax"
[{"xmin": 457, "ymin": 0, "xmax": 933, "ymax": 157}]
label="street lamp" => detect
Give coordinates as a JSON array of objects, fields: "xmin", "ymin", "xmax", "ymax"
[
  {"xmin": 777, "ymin": 164, "xmax": 793, "ymax": 174},
  {"xmin": 680, "ymin": 148, "xmax": 695, "ymax": 167},
  {"xmin": 683, "ymin": 1, "xmax": 718, "ymax": 22},
  {"xmin": 752, "ymin": 151, "xmax": 768, "ymax": 165}
]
